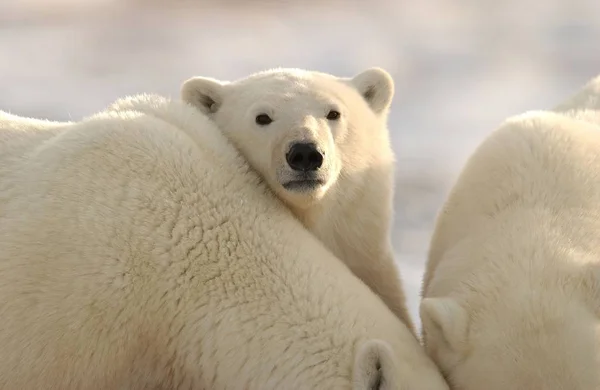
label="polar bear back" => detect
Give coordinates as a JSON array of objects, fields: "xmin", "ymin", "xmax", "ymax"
[
  {"xmin": 0, "ymin": 95, "xmax": 446, "ymax": 389},
  {"xmin": 423, "ymin": 109, "xmax": 600, "ymax": 296}
]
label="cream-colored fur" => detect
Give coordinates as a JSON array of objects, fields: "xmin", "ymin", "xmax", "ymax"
[
  {"xmin": 0, "ymin": 96, "xmax": 448, "ymax": 390},
  {"xmin": 420, "ymin": 75, "xmax": 600, "ymax": 389},
  {"xmin": 180, "ymin": 67, "xmax": 414, "ymax": 334}
]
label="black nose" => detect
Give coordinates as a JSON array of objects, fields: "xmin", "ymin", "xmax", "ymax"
[{"xmin": 286, "ymin": 142, "xmax": 323, "ymax": 171}]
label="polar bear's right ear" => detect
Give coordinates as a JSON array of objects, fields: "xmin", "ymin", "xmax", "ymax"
[
  {"xmin": 420, "ymin": 297, "xmax": 469, "ymax": 354},
  {"xmin": 349, "ymin": 67, "xmax": 395, "ymax": 115},
  {"xmin": 181, "ymin": 76, "xmax": 227, "ymax": 115},
  {"xmin": 353, "ymin": 339, "xmax": 399, "ymax": 390}
]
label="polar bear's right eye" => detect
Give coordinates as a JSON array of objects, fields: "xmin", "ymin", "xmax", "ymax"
[
  {"xmin": 326, "ymin": 110, "xmax": 341, "ymax": 120},
  {"xmin": 255, "ymin": 114, "xmax": 273, "ymax": 126}
]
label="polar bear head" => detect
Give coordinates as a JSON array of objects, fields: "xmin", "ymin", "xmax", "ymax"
[{"xmin": 180, "ymin": 67, "xmax": 394, "ymax": 210}]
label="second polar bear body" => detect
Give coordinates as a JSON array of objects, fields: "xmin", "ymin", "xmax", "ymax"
[
  {"xmin": 420, "ymin": 75, "xmax": 600, "ymax": 389},
  {"xmin": 181, "ymin": 67, "xmax": 414, "ymax": 332}
]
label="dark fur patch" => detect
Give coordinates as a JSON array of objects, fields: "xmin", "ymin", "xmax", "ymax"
[{"xmin": 363, "ymin": 85, "xmax": 376, "ymax": 101}]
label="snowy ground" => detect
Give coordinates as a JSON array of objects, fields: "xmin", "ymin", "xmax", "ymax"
[{"xmin": 2, "ymin": 0, "xmax": 600, "ymax": 329}]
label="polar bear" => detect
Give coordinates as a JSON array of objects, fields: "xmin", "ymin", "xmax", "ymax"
[
  {"xmin": 0, "ymin": 95, "xmax": 449, "ymax": 389},
  {"xmin": 419, "ymin": 74, "xmax": 600, "ymax": 389},
  {"xmin": 180, "ymin": 67, "xmax": 414, "ymax": 334}
]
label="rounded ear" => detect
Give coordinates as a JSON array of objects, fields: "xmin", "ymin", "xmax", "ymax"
[
  {"xmin": 349, "ymin": 67, "xmax": 394, "ymax": 114},
  {"xmin": 180, "ymin": 76, "xmax": 227, "ymax": 115},
  {"xmin": 420, "ymin": 297, "xmax": 469, "ymax": 353},
  {"xmin": 353, "ymin": 339, "xmax": 398, "ymax": 390}
]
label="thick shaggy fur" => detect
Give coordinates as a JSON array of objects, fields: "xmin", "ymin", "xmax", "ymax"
[
  {"xmin": 0, "ymin": 96, "xmax": 448, "ymax": 390},
  {"xmin": 420, "ymin": 74, "xmax": 600, "ymax": 389}
]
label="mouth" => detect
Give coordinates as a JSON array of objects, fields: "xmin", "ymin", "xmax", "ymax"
[{"xmin": 282, "ymin": 179, "xmax": 325, "ymax": 192}]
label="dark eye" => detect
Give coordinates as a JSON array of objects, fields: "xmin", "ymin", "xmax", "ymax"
[
  {"xmin": 326, "ymin": 110, "xmax": 341, "ymax": 120},
  {"xmin": 255, "ymin": 113, "xmax": 273, "ymax": 126}
]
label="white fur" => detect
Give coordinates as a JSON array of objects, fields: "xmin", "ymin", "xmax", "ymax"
[
  {"xmin": 420, "ymin": 74, "xmax": 600, "ymax": 389},
  {"xmin": 181, "ymin": 67, "xmax": 415, "ymax": 333},
  {"xmin": 0, "ymin": 96, "xmax": 448, "ymax": 389}
]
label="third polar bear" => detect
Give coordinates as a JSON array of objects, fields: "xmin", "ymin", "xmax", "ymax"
[
  {"xmin": 0, "ymin": 95, "xmax": 449, "ymax": 389},
  {"xmin": 181, "ymin": 67, "xmax": 414, "ymax": 333},
  {"xmin": 420, "ymin": 74, "xmax": 600, "ymax": 389}
]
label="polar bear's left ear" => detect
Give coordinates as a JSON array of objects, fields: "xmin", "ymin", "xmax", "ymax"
[
  {"xmin": 420, "ymin": 297, "xmax": 469, "ymax": 354},
  {"xmin": 181, "ymin": 76, "xmax": 228, "ymax": 115},
  {"xmin": 349, "ymin": 67, "xmax": 395, "ymax": 114}
]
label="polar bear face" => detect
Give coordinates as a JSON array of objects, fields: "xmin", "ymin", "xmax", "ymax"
[
  {"xmin": 181, "ymin": 67, "xmax": 394, "ymax": 209},
  {"xmin": 420, "ymin": 296, "xmax": 600, "ymax": 390}
]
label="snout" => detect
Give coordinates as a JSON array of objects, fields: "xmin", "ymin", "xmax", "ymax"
[
  {"xmin": 277, "ymin": 141, "xmax": 329, "ymax": 193},
  {"xmin": 285, "ymin": 142, "xmax": 324, "ymax": 172}
]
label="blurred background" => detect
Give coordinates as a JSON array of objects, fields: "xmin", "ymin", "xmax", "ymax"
[{"xmin": 2, "ymin": 0, "xmax": 600, "ymax": 329}]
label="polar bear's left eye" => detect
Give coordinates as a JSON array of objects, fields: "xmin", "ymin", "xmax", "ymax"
[
  {"xmin": 255, "ymin": 114, "xmax": 273, "ymax": 126},
  {"xmin": 326, "ymin": 110, "xmax": 341, "ymax": 120}
]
